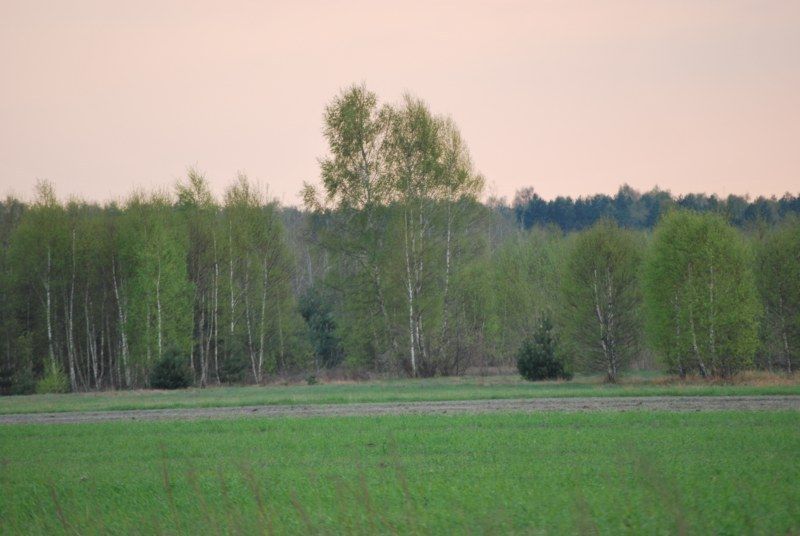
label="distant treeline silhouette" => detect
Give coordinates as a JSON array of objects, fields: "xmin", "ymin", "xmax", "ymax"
[{"xmin": 512, "ymin": 185, "xmax": 800, "ymax": 231}]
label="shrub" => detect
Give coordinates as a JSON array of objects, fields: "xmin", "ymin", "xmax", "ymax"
[
  {"xmin": 299, "ymin": 287, "xmax": 344, "ymax": 369},
  {"xmin": 517, "ymin": 317, "xmax": 572, "ymax": 381},
  {"xmin": 0, "ymin": 366, "xmax": 13, "ymax": 395},
  {"xmin": 36, "ymin": 363, "xmax": 70, "ymax": 394},
  {"xmin": 3, "ymin": 334, "xmax": 37, "ymax": 395},
  {"xmin": 11, "ymin": 367, "xmax": 37, "ymax": 395},
  {"xmin": 218, "ymin": 352, "xmax": 249, "ymax": 385},
  {"xmin": 149, "ymin": 348, "xmax": 193, "ymax": 390}
]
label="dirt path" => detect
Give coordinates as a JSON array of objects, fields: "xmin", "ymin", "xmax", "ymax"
[{"xmin": 1, "ymin": 396, "xmax": 799, "ymax": 424}]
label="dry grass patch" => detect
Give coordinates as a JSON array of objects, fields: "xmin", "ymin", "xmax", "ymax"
[{"xmin": 651, "ymin": 370, "xmax": 799, "ymax": 387}]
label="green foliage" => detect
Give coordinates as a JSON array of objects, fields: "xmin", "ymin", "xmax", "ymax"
[
  {"xmin": 121, "ymin": 192, "xmax": 194, "ymax": 382},
  {"xmin": 223, "ymin": 175, "xmax": 311, "ymax": 380},
  {"xmin": 1, "ymin": 334, "xmax": 35, "ymax": 395},
  {"xmin": 517, "ymin": 317, "xmax": 572, "ymax": 381},
  {"xmin": 643, "ymin": 210, "xmax": 761, "ymax": 377},
  {"xmin": 307, "ymin": 85, "xmax": 485, "ymax": 376},
  {"xmin": 149, "ymin": 348, "xmax": 193, "ymax": 390},
  {"xmin": 0, "ymin": 367, "xmax": 12, "ymax": 395},
  {"xmin": 218, "ymin": 351, "xmax": 249, "ymax": 385},
  {"xmin": 9, "ymin": 367, "xmax": 36, "ymax": 396},
  {"xmin": 560, "ymin": 220, "xmax": 643, "ymax": 382},
  {"xmin": 299, "ymin": 287, "xmax": 344, "ymax": 369},
  {"xmin": 35, "ymin": 363, "xmax": 69, "ymax": 394},
  {"xmin": 513, "ymin": 184, "xmax": 800, "ymax": 231},
  {"xmin": 755, "ymin": 216, "xmax": 800, "ymax": 372}
]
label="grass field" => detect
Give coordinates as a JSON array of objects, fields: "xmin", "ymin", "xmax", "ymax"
[
  {"xmin": 1, "ymin": 411, "xmax": 798, "ymax": 534},
  {"xmin": 3, "ymin": 372, "xmax": 800, "ymax": 415}
]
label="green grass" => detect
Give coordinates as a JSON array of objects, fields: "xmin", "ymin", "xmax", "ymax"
[
  {"xmin": 2, "ymin": 373, "xmax": 800, "ymax": 415},
  {"xmin": 1, "ymin": 411, "xmax": 798, "ymax": 534}
]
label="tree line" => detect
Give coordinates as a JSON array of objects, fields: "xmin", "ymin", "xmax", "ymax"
[
  {"xmin": 513, "ymin": 184, "xmax": 800, "ymax": 231},
  {"xmin": 0, "ymin": 176, "xmax": 307, "ymax": 393},
  {"xmin": 1, "ymin": 84, "xmax": 798, "ymax": 392}
]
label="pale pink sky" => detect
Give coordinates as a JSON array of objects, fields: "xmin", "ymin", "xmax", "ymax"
[{"xmin": 1, "ymin": 0, "xmax": 798, "ymax": 205}]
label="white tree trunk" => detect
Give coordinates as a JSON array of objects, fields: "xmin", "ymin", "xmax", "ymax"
[
  {"xmin": 258, "ymin": 256, "xmax": 268, "ymax": 381},
  {"xmin": 243, "ymin": 261, "xmax": 259, "ymax": 383},
  {"xmin": 111, "ymin": 259, "xmax": 131, "ymax": 388},
  {"xmin": 404, "ymin": 206, "xmax": 417, "ymax": 377},
  {"xmin": 66, "ymin": 229, "xmax": 77, "ymax": 391},
  {"xmin": 213, "ymin": 235, "xmax": 220, "ymax": 383},
  {"xmin": 198, "ymin": 291, "xmax": 207, "ymax": 386},
  {"xmin": 44, "ymin": 247, "xmax": 56, "ymax": 370},
  {"xmin": 228, "ymin": 223, "xmax": 237, "ymax": 360},
  {"xmin": 441, "ymin": 201, "xmax": 453, "ymax": 358},
  {"xmin": 155, "ymin": 257, "xmax": 163, "ymax": 360},
  {"xmin": 85, "ymin": 290, "xmax": 99, "ymax": 388}
]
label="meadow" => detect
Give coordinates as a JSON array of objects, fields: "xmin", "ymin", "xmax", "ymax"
[
  {"xmin": 2, "ymin": 372, "xmax": 799, "ymax": 415},
  {"xmin": 1, "ymin": 411, "xmax": 798, "ymax": 534}
]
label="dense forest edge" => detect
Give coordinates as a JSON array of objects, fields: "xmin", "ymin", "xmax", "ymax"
[{"xmin": 1, "ymin": 84, "xmax": 799, "ymax": 394}]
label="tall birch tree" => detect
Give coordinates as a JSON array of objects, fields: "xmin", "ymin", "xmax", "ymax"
[
  {"xmin": 756, "ymin": 216, "xmax": 800, "ymax": 372},
  {"xmin": 560, "ymin": 220, "xmax": 643, "ymax": 382},
  {"xmin": 643, "ymin": 210, "xmax": 761, "ymax": 377},
  {"xmin": 303, "ymin": 84, "xmax": 397, "ymax": 366}
]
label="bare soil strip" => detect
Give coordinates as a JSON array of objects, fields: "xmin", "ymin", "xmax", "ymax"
[{"xmin": 1, "ymin": 396, "xmax": 799, "ymax": 425}]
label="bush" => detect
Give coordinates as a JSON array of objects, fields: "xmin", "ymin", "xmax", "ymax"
[
  {"xmin": 149, "ymin": 348, "xmax": 193, "ymax": 390},
  {"xmin": 517, "ymin": 317, "xmax": 572, "ymax": 381},
  {"xmin": 11, "ymin": 367, "xmax": 36, "ymax": 395},
  {"xmin": 299, "ymin": 287, "xmax": 344, "ymax": 369},
  {"xmin": 3, "ymin": 334, "xmax": 37, "ymax": 395},
  {"xmin": 0, "ymin": 366, "xmax": 13, "ymax": 395},
  {"xmin": 218, "ymin": 352, "xmax": 249, "ymax": 384},
  {"xmin": 36, "ymin": 363, "xmax": 70, "ymax": 394}
]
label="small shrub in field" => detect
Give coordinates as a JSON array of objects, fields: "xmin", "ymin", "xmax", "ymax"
[
  {"xmin": 149, "ymin": 348, "xmax": 193, "ymax": 390},
  {"xmin": 219, "ymin": 352, "xmax": 249, "ymax": 384},
  {"xmin": 11, "ymin": 367, "xmax": 37, "ymax": 395},
  {"xmin": 0, "ymin": 366, "xmax": 13, "ymax": 395},
  {"xmin": 36, "ymin": 364, "xmax": 70, "ymax": 394},
  {"xmin": 517, "ymin": 318, "xmax": 572, "ymax": 381},
  {"xmin": 306, "ymin": 374, "xmax": 318, "ymax": 385}
]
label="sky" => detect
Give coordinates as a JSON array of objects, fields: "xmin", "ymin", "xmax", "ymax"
[{"xmin": 1, "ymin": 0, "xmax": 798, "ymax": 205}]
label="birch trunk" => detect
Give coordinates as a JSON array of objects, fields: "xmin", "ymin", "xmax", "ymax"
[
  {"xmin": 66, "ymin": 229, "xmax": 77, "ymax": 391},
  {"xmin": 228, "ymin": 223, "xmax": 237, "ymax": 361},
  {"xmin": 85, "ymin": 290, "xmax": 99, "ymax": 388},
  {"xmin": 604, "ymin": 267, "xmax": 617, "ymax": 382},
  {"xmin": 687, "ymin": 264, "xmax": 708, "ymax": 377},
  {"xmin": 44, "ymin": 247, "xmax": 56, "ymax": 370},
  {"xmin": 673, "ymin": 293, "xmax": 686, "ymax": 378},
  {"xmin": 779, "ymin": 296, "xmax": 792, "ymax": 373},
  {"xmin": 213, "ymin": 235, "xmax": 220, "ymax": 383},
  {"xmin": 257, "ymin": 256, "xmax": 268, "ymax": 382},
  {"xmin": 244, "ymin": 261, "xmax": 259, "ymax": 383},
  {"xmin": 403, "ymin": 205, "xmax": 417, "ymax": 377},
  {"xmin": 688, "ymin": 310, "xmax": 708, "ymax": 377},
  {"xmin": 198, "ymin": 291, "xmax": 207, "ymax": 386},
  {"xmin": 441, "ymin": 200, "xmax": 453, "ymax": 365},
  {"xmin": 592, "ymin": 268, "xmax": 615, "ymax": 382},
  {"xmin": 155, "ymin": 256, "xmax": 163, "ymax": 360},
  {"xmin": 708, "ymin": 259, "xmax": 717, "ymax": 372},
  {"xmin": 111, "ymin": 259, "xmax": 131, "ymax": 387},
  {"xmin": 277, "ymin": 309, "xmax": 285, "ymax": 372},
  {"xmin": 372, "ymin": 265, "xmax": 398, "ymax": 353}
]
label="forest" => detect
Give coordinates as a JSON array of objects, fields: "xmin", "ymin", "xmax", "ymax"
[{"xmin": 1, "ymin": 85, "xmax": 799, "ymax": 393}]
